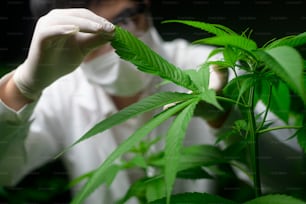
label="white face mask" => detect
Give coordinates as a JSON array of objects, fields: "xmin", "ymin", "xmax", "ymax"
[{"xmin": 81, "ymin": 27, "xmax": 162, "ymax": 97}]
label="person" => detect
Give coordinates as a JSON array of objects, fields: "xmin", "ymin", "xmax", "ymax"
[
  {"xmin": 0, "ymin": 0, "xmax": 230, "ymax": 203},
  {"xmin": 0, "ymin": 0, "xmax": 304, "ymax": 203}
]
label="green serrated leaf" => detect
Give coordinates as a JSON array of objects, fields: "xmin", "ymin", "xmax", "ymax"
[
  {"xmin": 185, "ymin": 63, "xmax": 210, "ymax": 92},
  {"xmin": 176, "ymin": 167, "xmax": 213, "ymax": 179},
  {"xmin": 207, "ymin": 47, "xmax": 224, "ymax": 60},
  {"xmin": 70, "ymin": 99, "xmax": 196, "ymax": 204},
  {"xmin": 164, "ymin": 100, "xmax": 198, "ymax": 203},
  {"xmin": 68, "ymin": 170, "xmax": 95, "ymax": 189},
  {"xmin": 148, "ymin": 145, "xmax": 229, "ymax": 175},
  {"xmin": 255, "ymin": 46, "xmax": 305, "ymax": 104},
  {"xmin": 223, "ymin": 46, "xmax": 240, "ymax": 67},
  {"xmin": 123, "ymin": 155, "xmax": 147, "ymax": 169},
  {"xmin": 201, "ymin": 89, "xmax": 223, "ymax": 110},
  {"xmin": 194, "ymin": 35, "xmax": 257, "ymax": 51},
  {"xmin": 68, "ymin": 164, "xmax": 120, "ymax": 190},
  {"xmin": 244, "ymin": 194, "xmax": 306, "ymax": 204},
  {"xmin": 111, "ymin": 26, "xmax": 197, "ymax": 91},
  {"xmin": 180, "ymin": 144, "xmax": 229, "ymax": 169},
  {"xmin": 188, "ymin": 62, "xmax": 226, "ymax": 110},
  {"xmin": 56, "ymin": 92, "xmax": 196, "ymax": 157},
  {"xmin": 237, "ymin": 76, "xmax": 256, "ymax": 103},
  {"xmin": 259, "ymin": 81, "xmax": 290, "ymax": 123},
  {"xmin": 162, "ymin": 20, "xmax": 237, "ymax": 36},
  {"xmin": 266, "ymin": 32, "xmax": 306, "ymax": 49},
  {"xmin": 146, "ymin": 177, "xmax": 166, "ymax": 202},
  {"xmin": 224, "ymin": 73, "xmax": 261, "ymax": 105}
]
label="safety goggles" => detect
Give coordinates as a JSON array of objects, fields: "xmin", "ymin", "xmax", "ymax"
[{"xmin": 111, "ymin": 2, "xmax": 147, "ymax": 26}]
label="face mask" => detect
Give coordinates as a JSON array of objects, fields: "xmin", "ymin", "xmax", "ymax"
[{"xmin": 81, "ymin": 27, "xmax": 161, "ymax": 97}]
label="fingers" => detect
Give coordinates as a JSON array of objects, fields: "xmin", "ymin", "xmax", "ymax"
[
  {"xmin": 38, "ymin": 8, "xmax": 115, "ymax": 34},
  {"xmin": 48, "ymin": 8, "xmax": 107, "ymax": 25},
  {"xmin": 32, "ymin": 8, "xmax": 116, "ymax": 50},
  {"xmin": 76, "ymin": 32, "xmax": 114, "ymax": 55},
  {"xmin": 40, "ymin": 24, "xmax": 79, "ymax": 37}
]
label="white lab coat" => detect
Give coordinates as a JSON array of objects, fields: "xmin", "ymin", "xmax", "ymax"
[{"xmin": 0, "ymin": 28, "xmax": 304, "ymax": 203}]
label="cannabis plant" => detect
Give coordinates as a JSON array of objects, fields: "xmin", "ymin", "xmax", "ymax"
[{"xmin": 59, "ymin": 20, "xmax": 306, "ymax": 204}]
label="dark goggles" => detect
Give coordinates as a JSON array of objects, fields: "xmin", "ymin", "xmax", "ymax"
[{"xmin": 111, "ymin": 3, "xmax": 147, "ymax": 25}]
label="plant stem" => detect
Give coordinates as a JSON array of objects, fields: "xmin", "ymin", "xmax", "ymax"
[
  {"xmin": 257, "ymin": 84, "xmax": 272, "ymax": 131},
  {"xmin": 246, "ymin": 86, "xmax": 262, "ymax": 197}
]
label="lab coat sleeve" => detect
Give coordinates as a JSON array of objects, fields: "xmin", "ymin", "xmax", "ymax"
[
  {"xmin": 0, "ymin": 100, "xmax": 35, "ymax": 185},
  {"xmin": 0, "ymin": 72, "xmax": 34, "ymax": 185},
  {"xmin": 0, "ymin": 72, "xmax": 61, "ymax": 186}
]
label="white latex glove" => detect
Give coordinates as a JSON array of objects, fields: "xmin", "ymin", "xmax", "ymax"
[{"xmin": 13, "ymin": 8, "xmax": 115, "ymax": 100}]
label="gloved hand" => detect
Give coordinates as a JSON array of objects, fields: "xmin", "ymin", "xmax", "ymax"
[{"xmin": 13, "ymin": 8, "xmax": 115, "ymax": 100}]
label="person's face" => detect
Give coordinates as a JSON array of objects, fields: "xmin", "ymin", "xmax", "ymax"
[
  {"xmin": 90, "ymin": 0, "xmax": 149, "ymax": 31},
  {"xmin": 85, "ymin": 0, "xmax": 150, "ymax": 61}
]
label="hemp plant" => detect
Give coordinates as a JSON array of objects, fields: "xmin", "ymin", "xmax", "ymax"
[{"xmin": 59, "ymin": 20, "xmax": 306, "ymax": 204}]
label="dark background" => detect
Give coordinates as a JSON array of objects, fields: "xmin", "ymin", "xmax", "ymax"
[
  {"xmin": 0, "ymin": 0, "xmax": 306, "ymax": 203},
  {"xmin": 1, "ymin": 0, "xmax": 306, "ymax": 69}
]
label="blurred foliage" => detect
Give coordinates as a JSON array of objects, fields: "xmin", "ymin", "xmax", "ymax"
[{"xmin": 0, "ymin": 159, "xmax": 71, "ymax": 204}]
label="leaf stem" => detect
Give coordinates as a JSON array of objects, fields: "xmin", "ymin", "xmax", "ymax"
[
  {"xmin": 216, "ymin": 96, "xmax": 249, "ymax": 108},
  {"xmin": 258, "ymin": 125, "xmax": 302, "ymax": 134}
]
